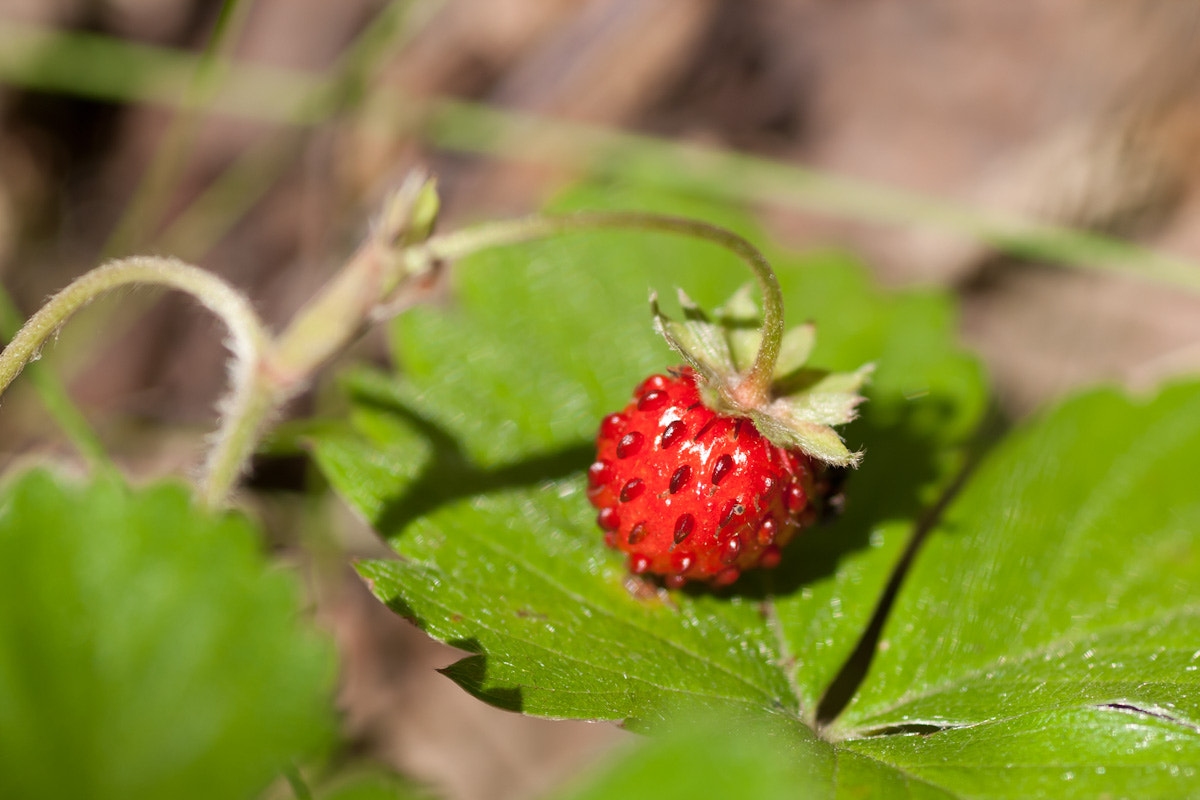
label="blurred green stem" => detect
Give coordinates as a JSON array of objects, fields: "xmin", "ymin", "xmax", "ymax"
[
  {"xmin": 103, "ymin": 0, "xmax": 253, "ymax": 256},
  {"xmin": 0, "ymin": 288, "xmax": 111, "ymax": 471},
  {"xmin": 0, "ymin": 19, "xmax": 1195, "ymax": 291},
  {"xmin": 281, "ymin": 762, "xmax": 313, "ymax": 800},
  {"xmin": 203, "ymin": 173, "xmax": 439, "ymax": 507},
  {"xmin": 0, "ymin": 175, "xmax": 439, "ymax": 508}
]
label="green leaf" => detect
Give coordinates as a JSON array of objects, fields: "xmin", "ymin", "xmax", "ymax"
[
  {"xmin": 353, "ymin": 484, "xmax": 797, "ymax": 727},
  {"xmin": 831, "ymin": 383, "xmax": 1200, "ymax": 796},
  {"xmin": 0, "ymin": 469, "xmax": 336, "ymax": 799},
  {"xmin": 311, "ymin": 181, "xmax": 986, "ymax": 733},
  {"xmin": 846, "ymin": 707, "xmax": 1200, "ymax": 798}
]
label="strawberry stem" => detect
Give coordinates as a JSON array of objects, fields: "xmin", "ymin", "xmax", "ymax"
[
  {"xmin": 416, "ymin": 211, "xmax": 783, "ymax": 405},
  {"xmin": 0, "ymin": 256, "xmax": 273, "ymax": 508}
]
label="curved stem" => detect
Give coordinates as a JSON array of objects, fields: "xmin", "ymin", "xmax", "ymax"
[
  {"xmin": 0, "ymin": 256, "xmax": 272, "ymax": 508},
  {"xmin": 0, "ymin": 205, "xmax": 782, "ymax": 510},
  {"xmin": 416, "ymin": 211, "xmax": 784, "ymax": 404}
]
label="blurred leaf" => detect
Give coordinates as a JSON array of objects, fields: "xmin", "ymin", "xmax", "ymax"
[
  {"xmin": 311, "ymin": 183, "xmax": 986, "ymax": 729},
  {"xmin": 546, "ymin": 715, "xmax": 826, "ymax": 800},
  {"xmin": 546, "ymin": 710, "xmax": 962, "ymax": 799},
  {"xmin": 0, "ymin": 469, "xmax": 336, "ymax": 799},
  {"xmin": 833, "ymin": 384, "xmax": 1200, "ymax": 796}
]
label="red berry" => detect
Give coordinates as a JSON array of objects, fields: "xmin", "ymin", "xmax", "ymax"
[{"xmin": 589, "ymin": 367, "xmax": 822, "ymax": 587}]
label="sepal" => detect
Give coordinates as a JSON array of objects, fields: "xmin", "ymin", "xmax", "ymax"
[
  {"xmin": 650, "ymin": 285, "xmax": 871, "ymax": 466},
  {"xmin": 650, "ymin": 290, "xmax": 730, "ymax": 385}
]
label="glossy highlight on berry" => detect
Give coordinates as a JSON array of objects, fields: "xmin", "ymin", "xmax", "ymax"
[
  {"xmin": 588, "ymin": 366, "xmax": 832, "ymax": 587},
  {"xmin": 587, "ymin": 460, "xmax": 612, "ymax": 488},
  {"xmin": 599, "ymin": 413, "xmax": 625, "ymax": 439},
  {"xmin": 637, "ymin": 390, "xmax": 669, "ymax": 412},
  {"xmin": 597, "ymin": 507, "xmax": 620, "ymax": 531},
  {"xmin": 719, "ymin": 534, "xmax": 742, "ymax": 564}
]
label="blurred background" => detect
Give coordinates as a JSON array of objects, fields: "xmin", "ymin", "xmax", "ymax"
[{"xmin": 1, "ymin": 1, "xmax": 1199, "ymax": 798}]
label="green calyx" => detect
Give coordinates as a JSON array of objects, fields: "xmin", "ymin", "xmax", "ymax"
[{"xmin": 651, "ymin": 285, "xmax": 872, "ymax": 467}]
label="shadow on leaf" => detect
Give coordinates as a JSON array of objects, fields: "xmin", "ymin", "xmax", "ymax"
[
  {"xmin": 440, "ymin": 642, "xmax": 525, "ymax": 713},
  {"xmin": 351, "ymin": 390, "xmax": 593, "ymax": 543},
  {"xmin": 724, "ymin": 393, "xmax": 965, "ymax": 600}
]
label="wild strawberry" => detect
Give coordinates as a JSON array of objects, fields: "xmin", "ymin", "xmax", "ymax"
[{"xmin": 589, "ymin": 285, "xmax": 870, "ymax": 588}]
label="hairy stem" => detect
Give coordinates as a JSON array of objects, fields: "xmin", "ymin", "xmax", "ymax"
[
  {"xmin": 0, "ymin": 256, "xmax": 271, "ymax": 507},
  {"xmin": 271, "ymin": 172, "xmax": 438, "ymax": 383},
  {"xmin": 0, "ymin": 174, "xmax": 437, "ymax": 510},
  {"xmin": 0, "ymin": 198, "xmax": 775, "ymax": 510},
  {"xmin": 416, "ymin": 211, "xmax": 784, "ymax": 404}
]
